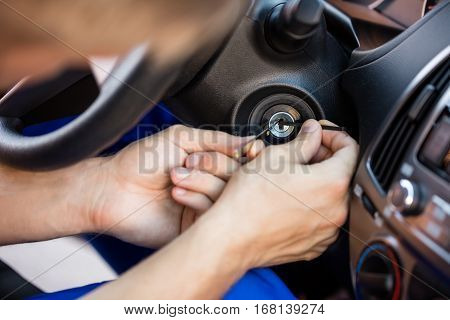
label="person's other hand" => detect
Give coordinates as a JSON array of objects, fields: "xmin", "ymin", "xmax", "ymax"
[
  {"xmin": 169, "ymin": 140, "xmax": 265, "ymax": 232},
  {"xmin": 198, "ymin": 119, "xmax": 359, "ymax": 268},
  {"xmin": 86, "ymin": 125, "xmax": 252, "ymax": 248}
]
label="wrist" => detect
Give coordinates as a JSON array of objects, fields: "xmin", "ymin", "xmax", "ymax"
[
  {"xmin": 34, "ymin": 157, "xmax": 110, "ymax": 237},
  {"xmin": 155, "ymin": 213, "xmax": 251, "ymax": 298},
  {"xmin": 65, "ymin": 156, "xmax": 111, "ymax": 235},
  {"xmin": 196, "ymin": 208, "xmax": 253, "ymax": 275}
]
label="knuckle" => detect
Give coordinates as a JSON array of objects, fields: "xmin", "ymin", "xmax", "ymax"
[
  {"xmin": 168, "ymin": 124, "xmax": 191, "ymax": 141},
  {"xmin": 331, "ymin": 232, "xmax": 339, "ymax": 243},
  {"xmin": 303, "ymin": 254, "xmax": 313, "ymax": 262},
  {"xmin": 304, "ymin": 252, "xmax": 320, "ymax": 261},
  {"xmin": 331, "ymin": 174, "xmax": 350, "ymax": 196},
  {"xmin": 331, "ymin": 205, "xmax": 348, "ymax": 226},
  {"xmin": 168, "ymin": 124, "xmax": 186, "ymax": 133}
]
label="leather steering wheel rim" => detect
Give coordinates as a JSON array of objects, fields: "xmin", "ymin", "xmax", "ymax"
[{"xmin": 0, "ymin": 45, "xmax": 180, "ymax": 171}]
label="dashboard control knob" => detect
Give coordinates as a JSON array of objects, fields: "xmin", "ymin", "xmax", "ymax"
[
  {"xmin": 356, "ymin": 243, "xmax": 402, "ymax": 299},
  {"xmin": 266, "ymin": 0, "xmax": 324, "ymax": 53},
  {"xmin": 387, "ymin": 179, "xmax": 422, "ymax": 215}
]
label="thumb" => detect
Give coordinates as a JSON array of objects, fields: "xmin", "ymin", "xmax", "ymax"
[{"xmin": 284, "ymin": 119, "xmax": 322, "ymax": 164}]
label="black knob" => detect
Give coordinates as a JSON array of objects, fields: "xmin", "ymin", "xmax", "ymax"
[
  {"xmin": 266, "ymin": 0, "xmax": 324, "ymax": 53},
  {"xmin": 387, "ymin": 179, "xmax": 422, "ymax": 215}
]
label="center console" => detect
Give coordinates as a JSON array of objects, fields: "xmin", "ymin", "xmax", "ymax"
[{"xmin": 350, "ymin": 47, "xmax": 449, "ymax": 299}]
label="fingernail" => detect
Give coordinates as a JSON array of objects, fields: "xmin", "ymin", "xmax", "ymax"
[
  {"xmin": 173, "ymin": 187, "xmax": 186, "ymax": 195},
  {"xmin": 301, "ymin": 120, "xmax": 319, "ymax": 133},
  {"xmin": 174, "ymin": 167, "xmax": 190, "ymax": 178},
  {"xmin": 187, "ymin": 153, "xmax": 201, "ymax": 167},
  {"xmin": 249, "ymin": 140, "xmax": 264, "ymax": 157}
]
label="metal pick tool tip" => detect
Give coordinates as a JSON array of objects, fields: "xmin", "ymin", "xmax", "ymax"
[
  {"xmin": 233, "ymin": 120, "xmax": 281, "ymax": 160},
  {"xmin": 278, "ymin": 120, "xmax": 347, "ymax": 132}
]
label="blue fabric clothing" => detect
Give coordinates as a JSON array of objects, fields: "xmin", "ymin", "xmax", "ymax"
[{"xmin": 31, "ymin": 268, "xmax": 295, "ymax": 300}]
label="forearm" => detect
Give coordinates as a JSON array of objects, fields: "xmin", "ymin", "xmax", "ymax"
[
  {"xmin": 0, "ymin": 158, "xmax": 104, "ymax": 245},
  {"xmin": 85, "ymin": 214, "xmax": 249, "ymax": 299}
]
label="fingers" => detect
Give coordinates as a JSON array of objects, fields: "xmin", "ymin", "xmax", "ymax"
[
  {"xmin": 172, "ymin": 187, "xmax": 213, "ymax": 212},
  {"xmin": 310, "ymin": 232, "xmax": 340, "ymax": 258},
  {"xmin": 184, "ymin": 151, "xmax": 240, "ymax": 180},
  {"xmin": 315, "ymin": 120, "xmax": 359, "ymax": 176},
  {"xmin": 318, "ymin": 120, "xmax": 353, "ymax": 152},
  {"xmin": 170, "ymin": 167, "xmax": 225, "ymax": 201},
  {"xmin": 166, "ymin": 125, "xmax": 254, "ymax": 157},
  {"xmin": 246, "ymin": 140, "xmax": 265, "ymax": 160},
  {"xmin": 283, "ymin": 119, "xmax": 323, "ymax": 164},
  {"xmin": 236, "ymin": 139, "xmax": 265, "ymax": 161},
  {"xmin": 310, "ymin": 145, "xmax": 333, "ymax": 163}
]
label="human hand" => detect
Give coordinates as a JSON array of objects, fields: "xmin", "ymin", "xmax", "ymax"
[
  {"xmin": 198, "ymin": 119, "xmax": 359, "ymax": 268},
  {"xmin": 86, "ymin": 125, "xmax": 252, "ymax": 248},
  {"xmin": 83, "ymin": 120, "xmax": 358, "ymax": 300},
  {"xmin": 169, "ymin": 140, "xmax": 265, "ymax": 232}
]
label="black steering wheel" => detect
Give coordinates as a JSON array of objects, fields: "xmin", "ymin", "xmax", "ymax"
[
  {"xmin": 0, "ymin": 45, "xmax": 182, "ymax": 171},
  {"xmin": 0, "ymin": 0, "xmax": 247, "ymax": 171}
]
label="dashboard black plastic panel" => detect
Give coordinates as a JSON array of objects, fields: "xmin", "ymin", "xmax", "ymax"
[
  {"xmin": 342, "ymin": 1, "xmax": 450, "ymax": 152},
  {"xmin": 166, "ymin": 0, "xmax": 356, "ymax": 134}
]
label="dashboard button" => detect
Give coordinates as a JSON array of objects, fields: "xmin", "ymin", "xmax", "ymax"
[
  {"xmin": 387, "ymin": 179, "xmax": 422, "ymax": 215},
  {"xmin": 356, "ymin": 243, "xmax": 402, "ymax": 300}
]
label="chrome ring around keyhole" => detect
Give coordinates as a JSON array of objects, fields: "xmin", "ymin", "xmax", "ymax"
[{"xmin": 268, "ymin": 111, "xmax": 295, "ymax": 138}]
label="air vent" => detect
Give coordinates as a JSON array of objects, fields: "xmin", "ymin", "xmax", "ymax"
[{"xmin": 371, "ymin": 59, "xmax": 449, "ymax": 191}]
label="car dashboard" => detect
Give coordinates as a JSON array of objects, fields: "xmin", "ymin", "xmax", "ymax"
[
  {"xmin": 326, "ymin": 0, "xmax": 445, "ymax": 49},
  {"xmin": 349, "ymin": 45, "xmax": 449, "ymax": 299},
  {"xmin": 0, "ymin": 0, "xmax": 448, "ymax": 300}
]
